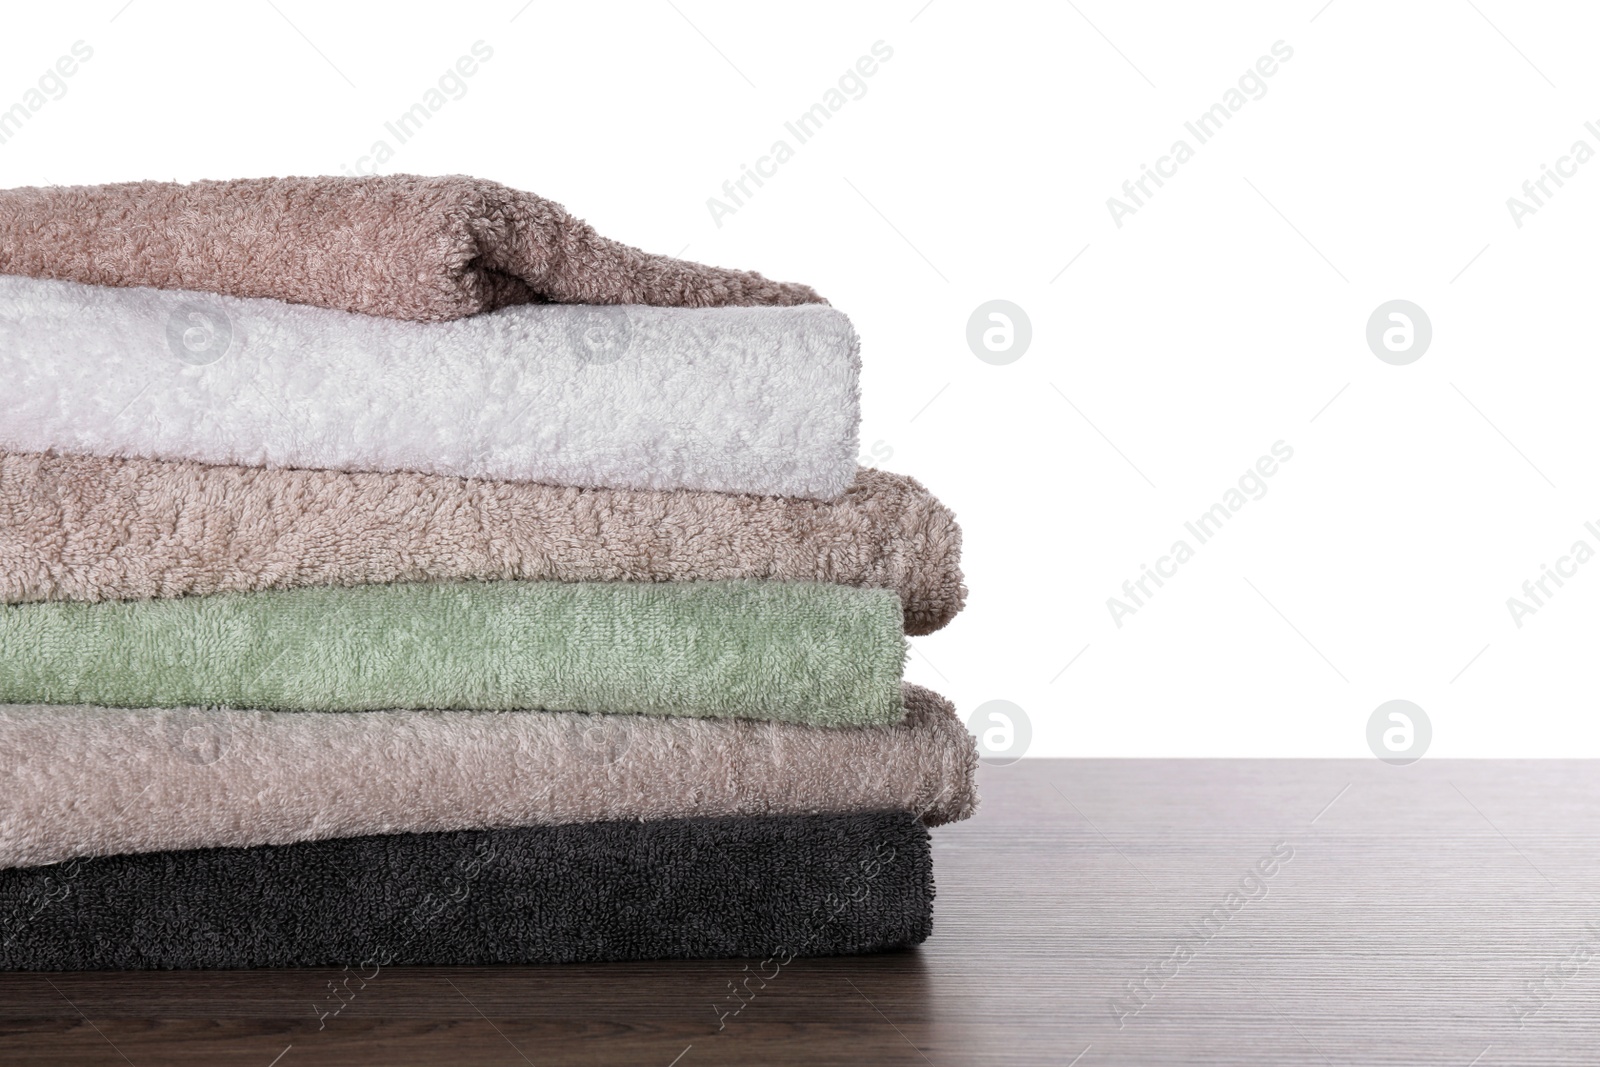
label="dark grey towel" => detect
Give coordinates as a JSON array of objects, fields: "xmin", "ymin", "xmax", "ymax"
[{"xmin": 0, "ymin": 812, "xmax": 931, "ymax": 970}]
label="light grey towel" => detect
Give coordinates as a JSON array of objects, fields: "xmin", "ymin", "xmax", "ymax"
[{"xmin": 0, "ymin": 685, "xmax": 977, "ymax": 870}]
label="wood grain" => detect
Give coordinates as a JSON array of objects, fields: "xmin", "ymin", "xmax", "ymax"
[{"xmin": 2, "ymin": 759, "xmax": 1597, "ymax": 1065}]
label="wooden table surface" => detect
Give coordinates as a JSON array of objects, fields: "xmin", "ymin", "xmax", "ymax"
[{"xmin": 3, "ymin": 758, "xmax": 1597, "ymax": 1065}]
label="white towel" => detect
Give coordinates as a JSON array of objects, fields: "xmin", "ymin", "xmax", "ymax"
[{"xmin": 0, "ymin": 276, "xmax": 860, "ymax": 498}]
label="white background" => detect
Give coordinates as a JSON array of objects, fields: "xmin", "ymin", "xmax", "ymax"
[{"xmin": 3, "ymin": 1, "xmax": 1596, "ymax": 757}]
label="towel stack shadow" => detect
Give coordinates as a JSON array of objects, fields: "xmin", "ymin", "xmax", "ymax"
[{"xmin": 0, "ymin": 174, "xmax": 975, "ymax": 971}]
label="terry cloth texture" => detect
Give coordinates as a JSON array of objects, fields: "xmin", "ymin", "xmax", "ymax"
[
  {"xmin": 0, "ymin": 276, "xmax": 860, "ymax": 498},
  {"xmin": 0, "ymin": 580, "xmax": 905, "ymax": 723},
  {"xmin": 0, "ymin": 451, "xmax": 965, "ymax": 635},
  {"xmin": 0, "ymin": 685, "xmax": 977, "ymax": 870},
  {"xmin": 0, "ymin": 175, "xmax": 823, "ymax": 321},
  {"xmin": 0, "ymin": 812, "xmax": 932, "ymax": 969}
]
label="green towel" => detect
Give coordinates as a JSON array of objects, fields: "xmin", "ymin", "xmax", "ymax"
[{"xmin": 0, "ymin": 580, "xmax": 905, "ymax": 725}]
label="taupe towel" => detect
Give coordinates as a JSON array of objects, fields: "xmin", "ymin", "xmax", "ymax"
[
  {"xmin": 0, "ymin": 685, "xmax": 977, "ymax": 871},
  {"xmin": 0, "ymin": 451, "xmax": 966, "ymax": 635},
  {"xmin": 0, "ymin": 175, "xmax": 821, "ymax": 321}
]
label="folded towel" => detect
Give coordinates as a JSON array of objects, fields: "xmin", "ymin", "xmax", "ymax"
[
  {"xmin": 0, "ymin": 685, "xmax": 975, "ymax": 870},
  {"xmin": 0, "ymin": 812, "xmax": 931, "ymax": 969},
  {"xmin": 0, "ymin": 276, "xmax": 859, "ymax": 498},
  {"xmin": 0, "ymin": 451, "xmax": 965, "ymax": 635},
  {"xmin": 0, "ymin": 175, "xmax": 822, "ymax": 321},
  {"xmin": 0, "ymin": 580, "xmax": 904, "ymax": 723}
]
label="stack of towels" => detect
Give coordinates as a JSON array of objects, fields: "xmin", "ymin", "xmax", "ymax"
[{"xmin": 0, "ymin": 175, "xmax": 975, "ymax": 970}]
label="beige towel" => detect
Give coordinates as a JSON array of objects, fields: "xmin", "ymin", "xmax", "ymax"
[{"xmin": 0, "ymin": 451, "xmax": 965, "ymax": 635}]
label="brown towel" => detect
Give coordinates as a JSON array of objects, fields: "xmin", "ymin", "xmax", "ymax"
[
  {"xmin": 0, "ymin": 175, "xmax": 822, "ymax": 321},
  {"xmin": 0, "ymin": 451, "xmax": 966, "ymax": 635},
  {"xmin": 0, "ymin": 685, "xmax": 977, "ymax": 871}
]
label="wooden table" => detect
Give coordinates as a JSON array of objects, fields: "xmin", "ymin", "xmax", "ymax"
[{"xmin": 2, "ymin": 759, "xmax": 1596, "ymax": 1065}]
